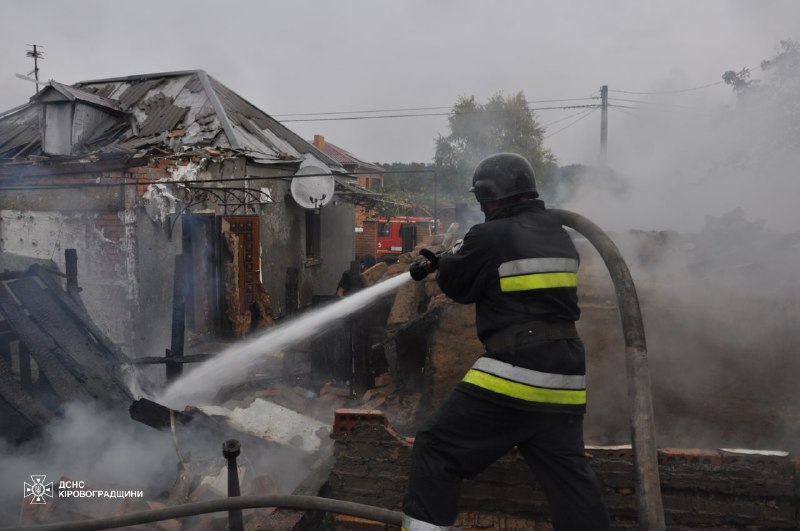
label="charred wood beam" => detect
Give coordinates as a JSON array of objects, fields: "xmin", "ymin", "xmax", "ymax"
[
  {"xmin": 0, "ymin": 267, "xmax": 65, "ymax": 281},
  {"xmin": 0, "ymin": 332, "xmax": 11, "ymax": 366},
  {"xmin": 0, "ymin": 353, "xmax": 51, "ymax": 440},
  {"xmin": 0, "ymin": 284, "xmax": 91, "ymax": 402},
  {"xmin": 125, "ymin": 354, "xmax": 214, "ymax": 365},
  {"xmin": 168, "ymin": 254, "xmax": 192, "ymax": 382},
  {"xmin": 30, "ymin": 264, "xmax": 129, "ymax": 366},
  {"xmin": 8, "ymin": 276, "xmax": 130, "ymax": 402},
  {"xmin": 129, "ymin": 398, "xmax": 194, "ymax": 431},
  {"xmin": 65, "ymin": 248, "xmax": 79, "ymax": 292},
  {"xmin": 18, "ymin": 342, "xmax": 32, "ymax": 392}
]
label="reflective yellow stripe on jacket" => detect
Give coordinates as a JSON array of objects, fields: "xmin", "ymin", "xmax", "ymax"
[
  {"xmin": 498, "ymin": 257, "xmax": 579, "ymax": 293},
  {"xmin": 462, "ymin": 357, "xmax": 586, "ymax": 405}
]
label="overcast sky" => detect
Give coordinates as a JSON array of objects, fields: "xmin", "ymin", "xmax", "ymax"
[{"xmin": 1, "ymin": 1, "xmax": 798, "ymax": 167}]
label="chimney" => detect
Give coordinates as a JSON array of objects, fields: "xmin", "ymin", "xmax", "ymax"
[{"xmin": 313, "ymin": 134, "xmax": 325, "ymax": 150}]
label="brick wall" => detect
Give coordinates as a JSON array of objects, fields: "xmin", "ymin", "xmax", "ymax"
[
  {"xmin": 329, "ymin": 410, "xmax": 799, "ymax": 530},
  {"xmin": 94, "ymin": 212, "xmax": 125, "ymax": 241},
  {"xmin": 356, "ymin": 221, "xmax": 378, "ymax": 260}
]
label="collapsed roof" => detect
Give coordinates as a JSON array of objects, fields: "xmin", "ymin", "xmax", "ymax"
[
  {"xmin": 0, "ymin": 254, "xmax": 132, "ymax": 443},
  {"xmin": 0, "ymin": 70, "xmax": 340, "ymax": 169}
]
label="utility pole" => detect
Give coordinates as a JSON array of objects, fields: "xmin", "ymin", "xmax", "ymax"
[
  {"xmin": 26, "ymin": 44, "xmax": 44, "ymax": 95},
  {"xmin": 600, "ymin": 85, "xmax": 608, "ymax": 168}
]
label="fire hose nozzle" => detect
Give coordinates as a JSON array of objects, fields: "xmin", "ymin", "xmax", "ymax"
[{"xmin": 409, "ymin": 248, "xmax": 441, "ymax": 281}]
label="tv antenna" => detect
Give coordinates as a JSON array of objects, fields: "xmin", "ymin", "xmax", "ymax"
[{"xmin": 25, "ymin": 44, "xmax": 44, "ymax": 95}]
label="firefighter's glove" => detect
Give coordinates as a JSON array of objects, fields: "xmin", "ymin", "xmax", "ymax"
[{"xmin": 409, "ymin": 248, "xmax": 440, "ymax": 281}]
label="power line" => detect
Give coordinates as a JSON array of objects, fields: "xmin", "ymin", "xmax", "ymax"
[
  {"xmin": 542, "ymin": 108, "xmax": 598, "ymax": 128},
  {"xmin": 609, "ymin": 106, "xmax": 639, "ymax": 119},
  {"xmin": 608, "ymin": 97, "xmax": 710, "ymax": 110},
  {"xmin": 272, "ymin": 97, "xmax": 598, "ymax": 117},
  {"xmin": 611, "ymin": 64, "xmax": 764, "ymax": 96},
  {"xmin": 543, "ymin": 107, "xmax": 598, "ymax": 139},
  {"xmin": 0, "ymin": 169, "xmax": 436, "ymax": 191},
  {"xmin": 279, "ymin": 104, "xmax": 599, "ymax": 123},
  {"xmin": 607, "ymin": 103, "xmax": 716, "ymax": 117},
  {"xmin": 610, "ymin": 80, "xmax": 724, "ymax": 95}
]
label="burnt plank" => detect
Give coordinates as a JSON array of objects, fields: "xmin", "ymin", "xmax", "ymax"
[
  {"xmin": 8, "ymin": 276, "xmax": 126, "ymax": 402},
  {"xmin": 18, "ymin": 342, "xmax": 32, "ymax": 392},
  {"xmin": 0, "ymin": 349, "xmax": 52, "ymax": 442},
  {"xmin": 0, "ymin": 283, "xmax": 91, "ymax": 402},
  {"xmin": 0, "ymin": 332, "xmax": 10, "ymax": 366},
  {"xmin": 31, "ymin": 264, "xmax": 128, "ymax": 365},
  {"xmin": 126, "ymin": 354, "xmax": 214, "ymax": 365},
  {"xmin": 129, "ymin": 398, "xmax": 193, "ymax": 430}
]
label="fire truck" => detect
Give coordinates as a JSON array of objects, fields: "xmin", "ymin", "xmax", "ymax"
[{"xmin": 373, "ymin": 216, "xmax": 435, "ymax": 262}]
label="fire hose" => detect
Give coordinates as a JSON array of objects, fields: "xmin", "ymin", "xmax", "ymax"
[
  {"xmin": 6, "ymin": 495, "xmax": 454, "ymax": 531},
  {"xmin": 551, "ymin": 208, "xmax": 665, "ymax": 530}
]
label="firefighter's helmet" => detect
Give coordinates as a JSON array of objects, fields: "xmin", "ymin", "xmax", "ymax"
[{"xmin": 470, "ymin": 153, "xmax": 538, "ymax": 202}]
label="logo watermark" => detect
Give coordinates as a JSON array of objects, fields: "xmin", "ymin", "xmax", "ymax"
[
  {"xmin": 23, "ymin": 476, "xmax": 144, "ymax": 505},
  {"xmin": 23, "ymin": 475, "xmax": 53, "ymax": 505}
]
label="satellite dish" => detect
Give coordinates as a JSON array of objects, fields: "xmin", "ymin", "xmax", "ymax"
[{"xmin": 290, "ymin": 165, "xmax": 335, "ymax": 209}]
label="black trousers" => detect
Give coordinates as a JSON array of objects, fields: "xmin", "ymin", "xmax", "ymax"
[{"xmin": 402, "ymin": 389, "xmax": 611, "ymax": 530}]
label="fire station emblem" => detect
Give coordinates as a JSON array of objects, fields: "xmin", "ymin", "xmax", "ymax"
[{"xmin": 24, "ymin": 475, "xmax": 53, "ymax": 504}]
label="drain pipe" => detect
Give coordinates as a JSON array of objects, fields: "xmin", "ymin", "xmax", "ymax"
[
  {"xmin": 551, "ymin": 208, "xmax": 665, "ymax": 530},
  {"xmin": 8, "ymin": 495, "xmax": 424, "ymax": 531}
]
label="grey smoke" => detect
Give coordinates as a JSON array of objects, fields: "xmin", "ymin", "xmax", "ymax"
[
  {"xmin": 564, "ymin": 65, "xmax": 800, "ymax": 450},
  {"xmin": 0, "ymin": 402, "xmax": 176, "ymax": 525}
]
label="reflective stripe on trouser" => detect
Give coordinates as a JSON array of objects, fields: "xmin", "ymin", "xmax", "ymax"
[
  {"xmin": 498, "ymin": 256, "xmax": 578, "ymax": 292},
  {"xmin": 462, "ymin": 357, "xmax": 586, "ymax": 406},
  {"xmin": 402, "ymin": 514, "xmax": 452, "ymax": 531},
  {"xmin": 402, "ymin": 390, "xmax": 611, "ymax": 530}
]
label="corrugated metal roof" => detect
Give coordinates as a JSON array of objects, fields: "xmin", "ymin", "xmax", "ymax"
[
  {"xmin": 0, "ymin": 70, "xmax": 345, "ymax": 173},
  {"xmin": 137, "ymin": 97, "xmax": 189, "ymax": 137},
  {"xmin": 0, "ymin": 106, "xmax": 40, "ymax": 158},
  {"xmin": 39, "ymin": 81, "xmax": 125, "ymax": 113},
  {"xmin": 118, "ymin": 79, "xmax": 160, "ymax": 108}
]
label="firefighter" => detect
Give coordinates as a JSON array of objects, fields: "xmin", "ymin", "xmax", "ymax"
[
  {"xmin": 336, "ymin": 255, "xmax": 376, "ymax": 297},
  {"xmin": 404, "ymin": 153, "xmax": 610, "ymax": 530}
]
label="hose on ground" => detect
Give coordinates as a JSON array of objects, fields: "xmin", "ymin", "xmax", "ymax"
[{"xmin": 8, "ymin": 495, "xmax": 409, "ymax": 531}]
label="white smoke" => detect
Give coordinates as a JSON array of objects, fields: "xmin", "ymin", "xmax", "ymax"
[
  {"xmin": 0, "ymin": 402, "xmax": 176, "ymax": 526},
  {"xmin": 563, "ymin": 59, "xmax": 800, "ymax": 450}
]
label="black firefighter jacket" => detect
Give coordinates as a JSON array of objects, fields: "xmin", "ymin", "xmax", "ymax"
[{"xmin": 436, "ymin": 199, "xmax": 587, "ymax": 414}]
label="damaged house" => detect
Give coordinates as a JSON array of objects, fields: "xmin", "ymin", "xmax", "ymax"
[{"xmin": 0, "ymin": 70, "xmax": 367, "ymax": 359}]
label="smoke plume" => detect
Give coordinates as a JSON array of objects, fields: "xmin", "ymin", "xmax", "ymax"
[{"xmin": 562, "ymin": 56, "xmax": 800, "ymax": 450}]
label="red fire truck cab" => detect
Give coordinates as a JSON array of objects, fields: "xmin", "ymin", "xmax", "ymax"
[{"xmin": 373, "ymin": 216, "xmax": 435, "ymax": 262}]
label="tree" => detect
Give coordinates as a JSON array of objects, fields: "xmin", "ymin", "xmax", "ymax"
[
  {"xmin": 434, "ymin": 92, "xmax": 556, "ymax": 198},
  {"xmin": 723, "ymin": 39, "xmax": 800, "ymax": 155},
  {"xmin": 373, "ymin": 161, "xmax": 437, "ymax": 217}
]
